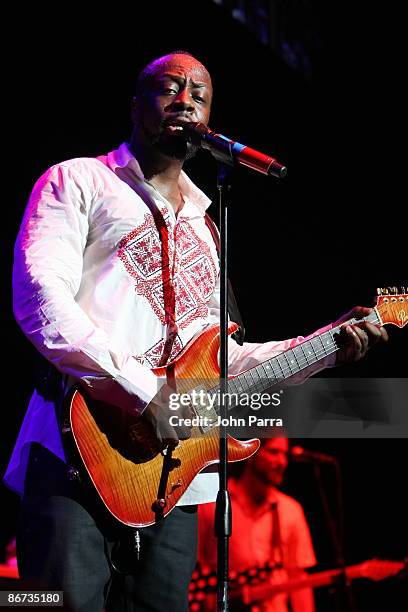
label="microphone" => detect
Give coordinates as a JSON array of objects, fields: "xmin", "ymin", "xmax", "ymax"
[
  {"xmin": 183, "ymin": 122, "xmax": 287, "ymax": 179},
  {"xmin": 290, "ymin": 445, "xmax": 338, "ymax": 464}
]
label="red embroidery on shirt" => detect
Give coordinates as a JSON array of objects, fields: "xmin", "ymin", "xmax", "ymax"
[
  {"xmin": 118, "ymin": 213, "xmax": 218, "ymax": 332},
  {"xmin": 134, "ymin": 335, "xmax": 183, "ymax": 367}
]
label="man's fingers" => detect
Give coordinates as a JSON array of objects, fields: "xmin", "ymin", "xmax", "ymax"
[
  {"xmin": 336, "ymin": 307, "xmax": 388, "ymax": 366},
  {"xmin": 350, "ymin": 306, "xmax": 372, "ymax": 321},
  {"xmin": 345, "ymin": 325, "xmax": 363, "ymax": 353},
  {"xmin": 157, "ymin": 421, "xmax": 179, "ymax": 448},
  {"xmin": 356, "ymin": 321, "xmax": 387, "ymax": 348},
  {"xmin": 162, "ymin": 423, "xmax": 190, "ymax": 445},
  {"xmin": 356, "ymin": 326, "xmax": 369, "ymax": 352},
  {"xmin": 175, "ymin": 426, "xmax": 191, "ymax": 441},
  {"xmin": 144, "ymin": 384, "xmax": 194, "ymax": 446}
]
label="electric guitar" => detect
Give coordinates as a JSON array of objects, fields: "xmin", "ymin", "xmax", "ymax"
[
  {"xmin": 65, "ymin": 288, "xmax": 407, "ymax": 527},
  {"xmin": 188, "ymin": 558, "xmax": 406, "ymax": 610}
]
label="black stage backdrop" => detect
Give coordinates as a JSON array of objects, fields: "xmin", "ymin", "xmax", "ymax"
[{"xmin": 1, "ymin": 3, "xmax": 407, "ymax": 610}]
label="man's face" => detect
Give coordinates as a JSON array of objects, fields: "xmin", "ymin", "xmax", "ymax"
[
  {"xmin": 132, "ymin": 53, "xmax": 213, "ymax": 160},
  {"xmin": 249, "ymin": 438, "xmax": 289, "ymax": 488}
]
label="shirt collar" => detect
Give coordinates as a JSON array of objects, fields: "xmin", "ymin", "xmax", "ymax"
[{"xmin": 106, "ymin": 142, "xmax": 212, "ymax": 216}]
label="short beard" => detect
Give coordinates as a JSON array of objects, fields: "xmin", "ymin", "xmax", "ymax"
[
  {"xmin": 252, "ymin": 464, "xmax": 284, "ymax": 488},
  {"xmin": 156, "ymin": 133, "xmax": 199, "ymax": 161}
]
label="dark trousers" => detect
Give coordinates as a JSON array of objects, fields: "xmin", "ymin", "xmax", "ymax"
[{"xmin": 17, "ymin": 444, "xmax": 198, "ymax": 612}]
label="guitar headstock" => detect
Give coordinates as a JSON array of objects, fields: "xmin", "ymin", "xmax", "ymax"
[
  {"xmin": 356, "ymin": 558, "xmax": 404, "ymax": 581},
  {"xmin": 376, "ymin": 287, "xmax": 408, "ymax": 327}
]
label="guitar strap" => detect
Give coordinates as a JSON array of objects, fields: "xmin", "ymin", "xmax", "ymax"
[
  {"xmin": 204, "ymin": 213, "xmax": 245, "ymax": 346},
  {"xmin": 121, "ymin": 176, "xmax": 179, "ymax": 367},
  {"xmin": 270, "ymin": 501, "xmax": 284, "ymax": 569}
]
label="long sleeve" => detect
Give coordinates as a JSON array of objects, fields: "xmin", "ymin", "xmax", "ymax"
[
  {"xmin": 13, "ymin": 162, "xmax": 158, "ymax": 412},
  {"xmin": 206, "ymin": 277, "xmax": 336, "ymax": 381}
]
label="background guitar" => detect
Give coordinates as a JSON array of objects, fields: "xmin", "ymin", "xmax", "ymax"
[{"xmin": 188, "ymin": 558, "xmax": 406, "ymax": 611}]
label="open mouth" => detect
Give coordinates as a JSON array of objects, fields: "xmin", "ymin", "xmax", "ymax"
[
  {"xmin": 163, "ymin": 124, "xmax": 185, "ymax": 132},
  {"xmin": 162, "ymin": 118, "xmax": 192, "ymax": 133}
]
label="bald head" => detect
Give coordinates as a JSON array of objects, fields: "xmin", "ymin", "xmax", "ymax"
[{"xmin": 135, "ymin": 51, "xmax": 212, "ymax": 99}]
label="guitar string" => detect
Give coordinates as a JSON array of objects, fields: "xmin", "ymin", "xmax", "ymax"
[
  {"xmin": 227, "ymin": 313, "xmax": 381, "ymax": 391},
  {"xmin": 189, "ymin": 313, "xmax": 383, "ymax": 412}
]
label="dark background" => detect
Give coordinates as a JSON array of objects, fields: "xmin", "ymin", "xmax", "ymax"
[{"xmin": 1, "ymin": 2, "xmax": 407, "ymax": 609}]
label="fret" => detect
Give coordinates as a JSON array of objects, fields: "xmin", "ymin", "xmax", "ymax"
[
  {"xmin": 298, "ymin": 341, "xmax": 315, "ymax": 366},
  {"xmin": 227, "ymin": 378, "xmax": 239, "ymax": 394},
  {"xmin": 270, "ymin": 358, "xmax": 283, "ymax": 381},
  {"xmin": 293, "ymin": 344, "xmax": 306, "ymax": 367},
  {"xmin": 246, "ymin": 377, "xmax": 263, "ymax": 396},
  {"xmin": 308, "ymin": 337, "xmax": 319, "ymax": 360},
  {"xmin": 241, "ymin": 369, "xmax": 255, "ymax": 394},
  {"xmin": 261, "ymin": 359, "xmax": 280, "ymax": 383},
  {"xmin": 258, "ymin": 362, "xmax": 273, "ymax": 387},
  {"xmin": 259, "ymin": 360, "xmax": 272, "ymax": 378},
  {"xmin": 277, "ymin": 353, "xmax": 293, "ymax": 376},
  {"xmin": 250, "ymin": 365, "xmax": 263, "ymax": 387},
  {"xmin": 243, "ymin": 370, "xmax": 254, "ymax": 392},
  {"xmin": 274, "ymin": 355, "xmax": 286, "ymax": 378},
  {"xmin": 285, "ymin": 349, "xmax": 300, "ymax": 374},
  {"xmin": 232, "ymin": 375, "xmax": 246, "ymax": 394},
  {"xmin": 321, "ymin": 331, "xmax": 335, "ymax": 355},
  {"xmin": 290, "ymin": 346, "xmax": 303, "ymax": 370},
  {"xmin": 310, "ymin": 335, "xmax": 326, "ymax": 359}
]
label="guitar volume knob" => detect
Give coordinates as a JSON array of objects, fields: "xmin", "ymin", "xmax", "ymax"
[{"xmin": 152, "ymin": 498, "xmax": 167, "ymax": 512}]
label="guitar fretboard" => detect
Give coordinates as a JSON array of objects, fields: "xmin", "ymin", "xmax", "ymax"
[
  {"xmin": 192, "ymin": 311, "xmax": 381, "ymax": 426},
  {"xmin": 233, "ymin": 311, "xmax": 380, "ymax": 393}
]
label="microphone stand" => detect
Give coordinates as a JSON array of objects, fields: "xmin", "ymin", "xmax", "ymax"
[
  {"xmin": 215, "ymin": 161, "xmax": 232, "ymax": 612},
  {"xmin": 190, "ymin": 124, "xmax": 286, "ymax": 611}
]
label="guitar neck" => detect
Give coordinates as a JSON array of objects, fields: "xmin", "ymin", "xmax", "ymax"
[
  {"xmin": 228, "ymin": 310, "xmax": 381, "ymax": 397},
  {"xmin": 189, "ymin": 558, "xmax": 404, "ymax": 606},
  {"xmin": 243, "ymin": 563, "xmax": 373, "ymax": 603}
]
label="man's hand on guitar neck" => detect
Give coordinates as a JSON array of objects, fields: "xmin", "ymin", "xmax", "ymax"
[
  {"xmin": 334, "ymin": 306, "xmax": 388, "ymax": 365},
  {"xmin": 142, "ymin": 384, "xmax": 193, "ymax": 451}
]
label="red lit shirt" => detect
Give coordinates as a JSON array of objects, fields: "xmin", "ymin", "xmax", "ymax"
[
  {"xmin": 198, "ymin": 480, "xmax": 316, "ymax": 611},
  {"xmin": 5, "ymin": 143, "xmax": 334, "ymax": 502}
]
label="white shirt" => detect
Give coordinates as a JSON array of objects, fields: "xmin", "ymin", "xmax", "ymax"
[
  {"xmin": 5, "ymin": 143, "xmax": 334, "ymax": 503},
  {"xmin": 199, "ymin": 482, "xmax": 316, "ymax": 611}
]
